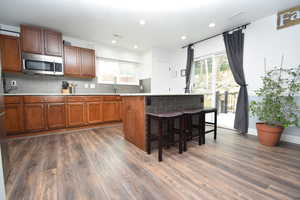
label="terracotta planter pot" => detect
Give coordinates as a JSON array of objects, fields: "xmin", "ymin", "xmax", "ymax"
[{"xmin": 256, "ymin": 123, "xmax": 284, "ymax": 146}]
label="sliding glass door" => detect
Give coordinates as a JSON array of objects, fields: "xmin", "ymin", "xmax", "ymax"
[{"xmin": 192, "ymin": 52, "xmax": 239, "ymax": 129}]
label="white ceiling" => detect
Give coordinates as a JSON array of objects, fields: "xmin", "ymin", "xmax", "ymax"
[{"xmin": 0, "ymin": 0, "xmax": 300, "ymax": 51}]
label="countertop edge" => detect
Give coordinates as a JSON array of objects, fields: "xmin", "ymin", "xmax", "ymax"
[{"xmin": 4, "ymin": 93, "xmax": 204, "ymax": 96}]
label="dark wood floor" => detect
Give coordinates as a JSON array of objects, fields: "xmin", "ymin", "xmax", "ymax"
[{"xmin": 5, "ymin": 125, "xmax": 300, "ymax": 200}]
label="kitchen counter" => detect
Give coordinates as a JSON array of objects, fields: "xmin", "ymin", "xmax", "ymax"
[
  {"xmin": 4, "ymin": 93, "xmax": 203, "ymax": 96},
  {"xmin": 122, "ymin": 94, "xmax": 204, "ymax": 151},
  {"xmin": 120, "ymin": 93, "xmax": 203, "ymax": 96},
  {"xmin": 4, "ymin": 93, "xmax": 122, "ymax": 96}
]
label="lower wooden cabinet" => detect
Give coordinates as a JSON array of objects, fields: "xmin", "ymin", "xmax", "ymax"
[
  {"xmin": 66, "ymin": 103, "xmax": 86, "ymax": 127},
  {"xmin": 47, "ymin": 103, "xmax": 66, "ymax": 129},
  {"xmin": 103, "ymin": 102, "xmax": 120, "ymax": 122},
  {"xmin": 24, "ymin": 104, "xmax": 46, "ymax": 131},
  {"xmin": 123, "ymin": 97, "xmax": 145, "ymax": 150},
  {"xmin": 4, "ymin": 95, "xmax": 122, "ymax": 136},
  {"xmin": 123, "ymin": 108, "xmax": 136, "ymax": 144},
  {"xmin": 87, "ymin": 102, "xmax": 103, "ymax": 124},
  {"xmin": 4, "ymin": 104, "xmax": 24, "ymax": 134}
]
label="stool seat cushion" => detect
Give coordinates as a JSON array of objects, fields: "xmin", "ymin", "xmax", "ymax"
[
  {"xmin": 182, "ymin": 108, "xmax": 203, "ymax": 114},
  {"xmin": 202, "ymin": 108, "xmax": 217, "ymax": 113},
  {"xmin": 147, "ymin": 112, "xmax": 183, "ymax": 118}
]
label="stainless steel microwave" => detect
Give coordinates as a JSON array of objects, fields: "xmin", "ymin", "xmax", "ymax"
[{"xmin": 22, "ymin": 53, "xmax": 64, "ymax": 76}]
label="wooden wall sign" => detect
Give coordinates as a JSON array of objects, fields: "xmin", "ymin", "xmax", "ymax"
[{"xmin": 277, "ymin": 6, "xmax": 300, "ymax": 29}]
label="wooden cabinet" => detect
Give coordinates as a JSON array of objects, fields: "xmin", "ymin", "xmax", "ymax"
[
  {"xmin": 123, "ymin": 108, "xmax": 136, "ymax": 144},
  {"xmin": 64, "ymin": 45, "xmax": 81, "ymax": 76},
  {"xmin": 44, "ymin": 29, "xmax": 62, "ymax": 56},
  {"xmin": 103, "ymin": 102, "xmax": 120, "ymax": 122},
  {"xmin": 4, "ymin": 104, "xmax": 24, "ymax": 135},
  {"xmin": 21, "ymin": 25, "xmax": 62, "ymax": 56},
  {"xmin": 80, "ymin": 48, "xmax": 95, "ymax": 77},
  {"xmin": 24, "ymin": 104, "xmax": 46, "ymax": 131},
  {"xmin": 87, "ymin": 102, "xmax": 103, "ymax": 124},
  {"xmin": 66, "ymin": 103, "xmax": 86, "ymax": 127},
  {"xmin": 4, "ymin": 95, "xmax": 121, "ymax": 136},
  {"xmin": 120, "ymin": 98, "xmax": 124, "ymax": 121},
  {"xmin": 0, "ymin": 34, "xmax": 21, "ymax": 72},
  {"xmin": 64, "ymin": 45, "xmax": 95, "ymax": 78},
  {"xmin": 47, "ymin": 103, "xmax": 66, "ymax": 129},
  {"xmin": 21, "ymin": 25, "xmax": 44, "ymax": 54},
  {"xmin": 123, "ymin": 96, "xmax": 145, "ymax": 150}
]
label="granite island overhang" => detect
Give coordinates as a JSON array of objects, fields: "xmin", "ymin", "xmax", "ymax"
[{"xmin": 120, "ymin": 93, "xmax": 204, "ymax": 151}]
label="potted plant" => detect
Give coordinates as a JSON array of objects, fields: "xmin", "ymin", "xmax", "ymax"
[{"xmin": 250, "ymin": 65, "xmax": 300, "ymax": 146}]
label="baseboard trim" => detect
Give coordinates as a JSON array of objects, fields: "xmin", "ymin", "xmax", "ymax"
[{"xmin": 248, "ymin": 128, "xmax": 300, "ymax": 145}]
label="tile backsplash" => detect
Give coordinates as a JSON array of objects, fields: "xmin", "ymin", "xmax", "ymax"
[{"xmin": 3, "ymin": 73, "xmax": 140, "ymax": 94}]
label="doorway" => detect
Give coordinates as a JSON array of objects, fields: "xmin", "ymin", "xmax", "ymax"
[{"xmin": 192, "ymin": 52, "xmax": 239, "ymax": 129}]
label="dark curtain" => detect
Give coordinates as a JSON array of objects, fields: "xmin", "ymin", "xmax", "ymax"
[
  {"xmin": 185, "ymin": 44, "xmax": 194, "ymax": 93},
  {"xmin": 223, "ymin": 29, "xmax": 249, "ymax": 133}
]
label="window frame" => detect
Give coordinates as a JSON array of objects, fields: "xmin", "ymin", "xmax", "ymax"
[{"xmin": 96, "ymin": 57, "xmax": 140, "ymax": 86}]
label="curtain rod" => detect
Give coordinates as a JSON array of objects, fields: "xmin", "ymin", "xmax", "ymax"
[
  {"xmin": 0, "ymin": 28, "xmax": 20, "ymax": 35},
  {"xmin": 181, "ymin": 22, "xmax": 250, "ymax": 49}
]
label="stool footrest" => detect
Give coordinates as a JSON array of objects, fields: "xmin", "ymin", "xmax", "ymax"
[{"xmin": 205, "ymin": 130, "xmax": 215, "ymax": 134}]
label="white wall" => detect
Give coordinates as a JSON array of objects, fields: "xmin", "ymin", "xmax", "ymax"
[
  {"xmin": 62, "ymin": 36, "xmax": 141, "ymax": 63},
  {"xmin": 244, "ymin": 14, "xmax": 300, "ymax": 139},
  {"xmin": 146, "ymin": 48, "xmax": 187, "ymax": 94},
  {"xmin": 244, "ymin": 14, "xmax": 300, "ymax": 94},
  {"xmin": 139, "ymin": 50, "xmax": 152, "ymax": 79},
  {"xmin": 0, "ymin": 24, "xmax": 19, "ymax": 37},
  {"xmin": 152, "ymin": 36, "xmax": 226, "ymax": 94},
  {"xmin": 0, "ymin": 149, "xmax": 6, "ymax": 200},
  {"xmin": 193, "ymin": 35, "xmax": 225, "ymax": 58}
]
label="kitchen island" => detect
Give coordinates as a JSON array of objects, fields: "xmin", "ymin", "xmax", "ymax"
[{"xmin": 121, "ymin": 94, "xmax": 204, "ymax": 151}]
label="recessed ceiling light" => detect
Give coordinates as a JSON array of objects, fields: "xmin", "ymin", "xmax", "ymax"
[
  {"xmin": 134, "ymin": 45, "xmax": 138, "ymax": 49},
  {"xmin": 111, "ymin": 40, "xmax": 117, "ymax": 44},
  {"xmin": 139, "ymin": 19, "xmax": 146, "ymax": 25},
  {"xmin": 181, "ymin": 35, "xmax": 187, "ymax": 40},
  {"xmin": 208, "ymin": 23, "xmax": 216, "ymax": 28}
]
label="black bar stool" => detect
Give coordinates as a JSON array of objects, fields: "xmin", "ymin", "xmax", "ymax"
[
  {"xmin": 182, "ymin": 109, "xmax": 204, "ymax": 145},
  {"xmin": 147, "ymin": 112, "xmax": 185, "ymax": 162},
  {"xmin": 183, "ymin": 108, "xmax": 218, "ymax": 145},
  {"xmin": 199, "ymin": 108, "xmax": 218, "ymax": 144}
]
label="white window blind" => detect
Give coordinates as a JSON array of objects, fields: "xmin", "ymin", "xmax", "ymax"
[{"xmin": 96, "ymin": 58, "xmax": 139, "ymax": 85}]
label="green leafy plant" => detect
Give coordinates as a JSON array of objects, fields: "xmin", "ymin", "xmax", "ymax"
[{"xmin": 250, "ymin": 65, "xmax": 300, "ymax": 128}]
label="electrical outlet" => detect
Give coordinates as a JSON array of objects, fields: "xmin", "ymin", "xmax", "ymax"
[
  {"xmin": 10, "ymin": 80, "xmax": 17, "ymax": 86},
  {"xmin": 84, "ymin": 84, "xmax": 89, "ymax": 89},
  {"xmin": 90, "ymin": 84, "xmax": 95, "ymax": 89}
]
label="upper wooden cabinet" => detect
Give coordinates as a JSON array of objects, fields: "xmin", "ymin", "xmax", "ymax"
[
  {"xmin": 44, "ymin": 29, "xmax": 62, "ymax": 56},
  {"xmin": 20, "ymin": 25, "xmax": 62, "ymax": 56},
  {"xmin": 80, "ymin": 48, "xmax": 95, "ymax": 77},
  {"xmin": 64, "ymin": 45, "xmax": 81, "ymax": 76},
  {"xmin": 0, "ymin": 34, "xmax": 21, "ymax": 72},
  {"xmin": 64, "ymin": 45, "xmax": 96, "ymax": 78},
  {"xmin": 21, "ymin": 25, "xmax": 44, "ymax": 54}
]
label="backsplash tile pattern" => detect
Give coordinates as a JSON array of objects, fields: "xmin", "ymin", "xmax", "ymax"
[
  {"xmin": 3, "ymin": 73, "xmax": 140, "ymax": 94},
  {"xmin": 146, "ymin": 95, "xmax": 204, "ymax": 113},
  {"xmin": 145, "ymin": 95, "xmax": 204, "ymax": 137}
]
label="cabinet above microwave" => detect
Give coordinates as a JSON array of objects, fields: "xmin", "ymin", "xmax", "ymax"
[{"xmin": 20, "ymin": 25, "xmax": 62, "ymax": 57}]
